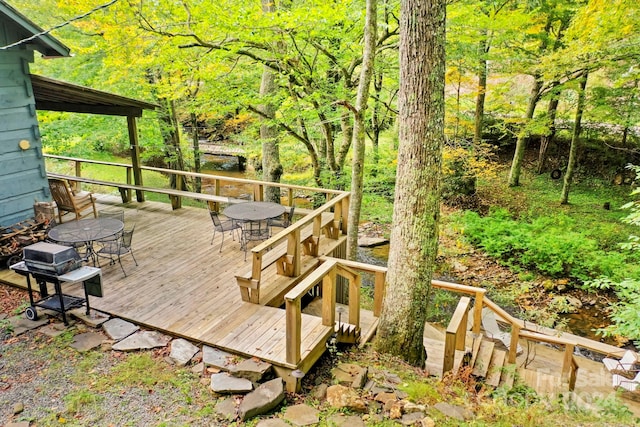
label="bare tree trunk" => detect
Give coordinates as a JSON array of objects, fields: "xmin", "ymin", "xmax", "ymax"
[
  {"xmin": 346, "ymin": 0, "xmax": 377, "ymax": 260},
  {"xmin": 375, "ymin": 0, "xmax": 445, "ymax": 367},
  {"xmin": 561, "ymin": 72, "xmax": 588, "ymax": 204},
  {"xmin": 190, "ymin": 113, "xmax": 202, "ymax": 193},
  {"xmin": 473, "ymin": 33, "xmax": 488, "ymax": 145},
  {"xmin": 537, "ymin": 95, "xmax": 559, "ymax": 174},
  {"xmin": 260, "ymin": 0, "xmax": 283, "ymax": 203},
  {"xmin": 508, "ymin": 76, "xmax": 542, "ymax": 186}
]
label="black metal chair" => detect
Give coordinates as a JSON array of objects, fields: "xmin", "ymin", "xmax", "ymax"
[
  {"xmin": 240, "ymin": 220, "xmax": 271, "ymax": 261},
  {"xmin": 98, "ymin": 209, "xmax": 125, "ymax": 222},
  {"xmin": 96, "ymin": 225, "xmax": 138, "ymax": 276},
  {"xmin": 267, "ymin": 205, "xmax": 295, "ymax": 234},
  {"xmin": 209, "ymin": 210, "xmax": 241, "ymax": 252}
]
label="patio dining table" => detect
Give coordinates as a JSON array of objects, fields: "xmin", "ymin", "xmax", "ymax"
[
  {"xmin": 222, "ymin": 201, "xmax": 286, "ymax": 222},
  {"xmin": 48, "ymin": 218, "xmax": 124, "ymax": 265}
]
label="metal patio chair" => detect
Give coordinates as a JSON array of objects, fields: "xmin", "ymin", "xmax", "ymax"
[
  {"xmin": 267, "ymin": 205, "xmax": 295, "ymax": 234},
  {"xmin": 209, "ymin": 210, "xmax": 241, "ymax": 252},
  {"xmin": 96, "ymin": 225, "xmax": 138, "ymax": 276}
]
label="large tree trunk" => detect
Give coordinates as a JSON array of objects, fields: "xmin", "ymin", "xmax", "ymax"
[
  {"xmin": 508, "ymin": 76, "xmax": 542, "ymax": 186},
  {"xmin": 190, "ymin": 113, "xmax": 202, "ymax": 193},
  {"xmin": 346, "ymin": 0, "xmax": 377, "ymax": 260},
  {"xmin": 473, "ymin": 33, "xmax": 488, "ymax": 145},
  {"xmin": 561, "ymin": 72, "xmax": 588, "ymax": 204},
  {"xmin": 537, "ymin": 95, "xmax": 559, "ymax": 174},
  {"xmin": 260, "ymin": 0, "xmax": 283, "ymax": 203},
  {"xmin": 374, "ymin": 0, "xmax": 445, "ymax": 367}
]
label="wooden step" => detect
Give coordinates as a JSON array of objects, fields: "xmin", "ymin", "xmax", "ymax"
[
  {"xmin": 472, "ymin": 340, "xmax": 495, "ymax": 378},
  {"xmin": 335, "ymin": 322, "xmax": 360, "ymax": 344},
  {"xmin": 485, "ymin": 349, "xmax": 506, "ymax": 387}
]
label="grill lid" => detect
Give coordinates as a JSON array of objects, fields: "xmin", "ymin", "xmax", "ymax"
[{"xmin": 22, "ymin": 242, "xmax": 82, "ymax": 275}]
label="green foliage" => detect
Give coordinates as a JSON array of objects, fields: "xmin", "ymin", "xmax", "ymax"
[
  {"xmin": 64, "ymin": 388, "xmax": 103, "ymax": 414},
  {"xmin": 454, "ymin": 208, "xmax": 640, "ymax": 282}
]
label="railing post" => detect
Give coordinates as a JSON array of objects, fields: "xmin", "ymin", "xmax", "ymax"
[
  {"xmin": 125, "ymin": 166, "xmax": 132, "ymax": 203},
  {"xmin": 286, "ymin": 298, "xmax": 302, "ymax": 364},
  {"xmin": 321, "ymin": 267, "xmax": 336, "ymax": 326},
  {"xmin": 473, "ymin": 291, "xmax": 484, "ymax": 335},
  {"xmin": 508, "ymin": 324, "xmax": 521, "ymax": 363},
  {"xmin": 373, "ymin": 271, "xmax": 385, "ymax": 317},
  {"xmin": 561, "ymin": 343, "xmax": 575, "ymax": 384},
  {"xmin": 348, "ymin": 271, "xmax": 361, "ymax": 327},
  {"xmin": 73, "ymin": 160, "xmax": 82, "ymax": 193}
]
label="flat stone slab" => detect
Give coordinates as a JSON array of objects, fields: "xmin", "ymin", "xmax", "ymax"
[
  {"xmin": 203, "ymin": 345, "xmax": 242, "ymax": 370},
  {"xmin": 238, "ymin": 378, "xmax": 285, "ymax": 421},
  {"xmin": 169, "ymin": 338, "xmax": 200, "ymax": 366},
  {"xmin": 214, "ymin": 397, "xmax": 237, "ymax": 421},
  {"xmin": 69, "ymin": 308, "xmax": 110, "ymax": 328},
  {"xmin": 358, "ymin": 236, "xmax": 389, "ymax": 247},
  {"xmin": 7, "ymin": 315, "xmax": 48, "ymax": 336},
  {"xmin": 210, "ymin": 373, "xmax": 253, "ymax": 394},
  {"xmin": 256, "ymin": 419, "xmax": 290, "ymax": 427},
  {"xmin": 38, "ymin": 322, "xmax": 70, "ymax": 337},
  {"xmin": 283, "ymin": 404, "xmax": 320, "ymax": 426},
  {"xmin": 111, "ymin": 330, "xmax": 171, "ymax": 351},
  {"xmin": 70, "ymin": 332, "xmax": 104, "ymax": 352},
  {"xmin": 327, "ymin": 414, "xmax": 365, "ymax": 426},
  {"xmin": 102, "ymin": 318, "xmax": 139, "ymax": 341},
  {"xmin": 231, "ymin": 358, "xmax": 272, "ymax": 382},
  {"xmin": 434, "ymin": 402, "xmax": 473, "ymax": 421}
]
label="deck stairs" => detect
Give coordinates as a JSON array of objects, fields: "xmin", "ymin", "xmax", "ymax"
[{"xmin": 423, "ymin": 323, "xmax": 516, "ymax": 389}]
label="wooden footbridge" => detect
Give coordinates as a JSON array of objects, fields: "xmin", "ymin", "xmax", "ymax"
[{"xmin": 0, "ymin": 158, "xmax": 638, "ymax": 410}]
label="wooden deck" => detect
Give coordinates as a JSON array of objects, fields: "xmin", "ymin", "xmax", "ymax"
[{"xmin": 0, "ymin": 195, "xmax": 339, "ymax": 379}]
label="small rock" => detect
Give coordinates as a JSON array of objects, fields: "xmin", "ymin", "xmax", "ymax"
[
  {"xmin": 214, "ymin": 397, "xmax": 237, "ymax": 421},
  {"xmin": 374, "ymin": 391, "xmax": 397, "ymax": 404},
  {"xmin": 434, "ymin": 402, "xmax": 473, "ymax": 421},
  {"xmin": 389, "ymin": 400, "xmax": 404, "ymax": 419},
  {"xmin": 256, "ymin": 419, "xmax": 290, "ymax": 427},
  {"xmin": 421, "ymin": 416, "xmax": 436, "ymax": 427},
  {"xmin": 202, "ymin": 345, "xmax": 241, "ymax": 371},
  {"xmin": 310, "ymin": 383, "xmax": 328, "ymax": 400},
  {"xmin": 112, "ymin": 330, "xmax": 171, "ymax": 351},
  {"xmin": 401, "ymin": 411, "xmax": 425, "ymax": 425},
  {"xmin": 326, "ymin": 384, "xmax": 367, "ymax": 413},
  {"xmin": 332, "ymin": 363, "xmax": 367, "ymax": 386},
  {"xmin": 404, "ymin": 402, "xmax": 427, "ymax": 413},
  {"xmin": 191, "ymin": 362, "xmax": 205, "ymax": 376},
  {"xmin": 13, "ymin": 401, "xmax": 24, "ymax": 414}
]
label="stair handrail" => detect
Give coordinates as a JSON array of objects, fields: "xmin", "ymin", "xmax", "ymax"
[{"xmin": 443, "ymin": 296, "xmax": 472, "ymax": 374}]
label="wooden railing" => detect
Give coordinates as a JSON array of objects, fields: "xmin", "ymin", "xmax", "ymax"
[
  {"xmin": 236, "ymin": 192, "xmax": 350, "ymax": 304},
  {"xmin": 283, "ymin": 258, "xmax": 387, "ymax": 365},
  {"xmin": 44, "ymin": 154, "xmax": 345, "ymax": 210},
  {"xmin": 444, "ymin": 297, "xmax": 471, "ymax": 374}
]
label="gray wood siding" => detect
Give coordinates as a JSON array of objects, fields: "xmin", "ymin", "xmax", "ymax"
[{"xmin": 0, "ymin": 49, "xmax": 50, "ymax": 227}]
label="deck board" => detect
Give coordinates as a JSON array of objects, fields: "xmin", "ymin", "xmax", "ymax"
[{"xmin": 0, "ymin": 195, "xmax": 333, "ymax": 370}]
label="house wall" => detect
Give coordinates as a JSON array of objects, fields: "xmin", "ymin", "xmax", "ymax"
[{"xmin": 0, "ymin": 49, "xmax": 51, "ymax": 227}]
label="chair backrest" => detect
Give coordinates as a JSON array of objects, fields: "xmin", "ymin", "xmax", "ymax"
[
  {"xmin": 121, "ymin": 226, "xmax": 135, "ymax": 249},
  {"xmin": 209, "ymin": 210, "xmax": 222, "ymax": 227},
  {"xmin": 287, "ymin": 206, "xmax": 296, "ymax": 222},
  {"xmin": 48, "ymin": 178, "xmax": 75, "ymax": 210},
  {"xmin": 99, "ymin": 209, "xmax": 125, "ymax": 222}
]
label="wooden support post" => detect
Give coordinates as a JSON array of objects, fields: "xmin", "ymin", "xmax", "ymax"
[
  {"xmin": 289, "ymin": 228, "xmax": 301, "ymax": 277},
  {"xmin": 473, "ymin": 291, "xmax": 484, "ymax": 335},
  {"xmin": 254, "ymin": 184, "xmax": 264, "ymax": 201},
  {"xmin": 74, "ymin": 160, "xmax": 82, "ymax": 193},
  {"xmin": 127, "ymin": 116, "xmax": 145, "ymax": 202},
  {"xmin": 444, "ymin": 297, "xmax": 471, "ymax": 375},
  {"xmin": 124, "ymin": 166, "xmax": 132, "ymax": 203},
  {"xmin": 285, "ymin": 298, "xmax": 302, "ymax": 364},
  {"xmin": 508, "ymin": 324, "xmax": 521, "ymax": 363},
  {"xmin": 322, "ymin": 267, "xmax": 336, "ymax": 327},
  {"xmin": 373, "ymin": 271, "xmax": 385, "ymax": 317},
  {"xmin": 561, "ymin": 343, "xmax": 575, "ymax": 383}
]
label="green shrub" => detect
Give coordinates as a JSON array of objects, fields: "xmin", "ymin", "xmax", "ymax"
[{"xmin": 454, "ymin": 209, "xmax": 639, "ymax": 282}]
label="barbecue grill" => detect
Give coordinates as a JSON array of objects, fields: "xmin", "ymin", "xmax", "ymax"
[{"xmin": 11, "ymin": 242, "xmax": 102, "ymax": 325}]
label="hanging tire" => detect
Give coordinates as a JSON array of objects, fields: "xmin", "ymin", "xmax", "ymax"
[
  {"xmin": 24, "ymin": 306, "xmax": 38, "ymax": 321},
  {"xmin": 551, "ymin": 169, "xmax": 562, "ymax": 179}
]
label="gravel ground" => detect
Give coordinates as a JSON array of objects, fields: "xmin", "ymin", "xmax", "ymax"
[{"xmin": 0, "ymin": 285, "xmax": 228, "ymax": 426}]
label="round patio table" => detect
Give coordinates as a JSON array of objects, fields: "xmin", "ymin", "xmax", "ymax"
[
  {"xmin": 223, "ymin": 201, "xmax": 286, "ymax": 222},
  {"xmin": 48, "ymin": 218, "xmax": 124, "ymax": 264}
]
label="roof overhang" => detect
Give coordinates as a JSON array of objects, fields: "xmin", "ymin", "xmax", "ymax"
[
  {"xmin": 31, "ymin": 74, "xmax": 158, "ymax": 117},
  {"xmin": 0, "ymin": 1, "xmax": 70, "ymax": 57}
]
